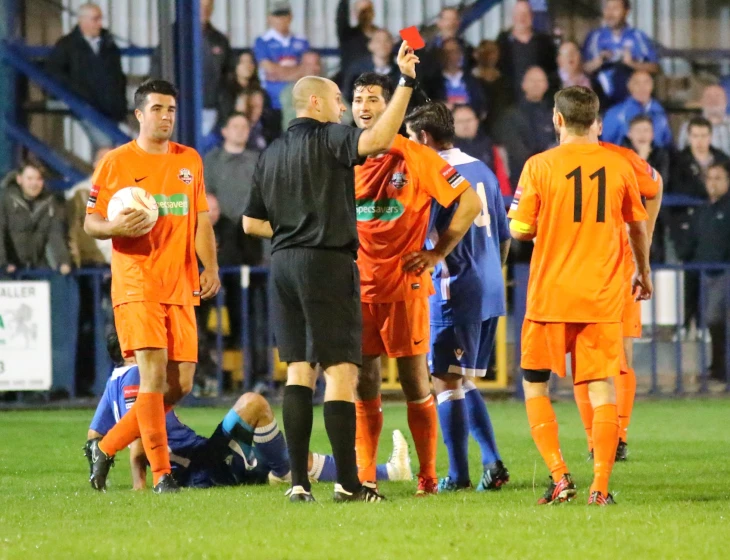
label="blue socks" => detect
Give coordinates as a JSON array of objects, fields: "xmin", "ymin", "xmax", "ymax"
[
  {"xmin": 312, "ymin": 455, "xmax": 391, "ymax": 482},
  {"xmin": 437, "ymin": 388, "xmax": 470, "ymax": 485},
  {"xmin": 222, "ymin": 408, "xmax": 257, "ymax": 467},
  {"xmin": 253, "ymin": 420, "xmax": 290, "ymax": 478},
  {"xmin": 463, "ymin": 380, "xmax": 500, "ymax": 466}
]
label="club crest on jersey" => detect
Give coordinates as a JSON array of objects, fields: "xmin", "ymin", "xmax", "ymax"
[
  {"xmin": 440, "ymin": 164, "xmax": 465, "ymax": 189},
  {"xmin": 178, "ymin": 168, "xmax": 193, "ymax": 185},
  {"xmin": 390, "ymin": 172, "xmax": 409, "ymax": 189}
]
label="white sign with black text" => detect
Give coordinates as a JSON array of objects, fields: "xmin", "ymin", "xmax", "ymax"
[{"xmin": 0, "ymin": 281, "xmax": 52, "ymax": 391}]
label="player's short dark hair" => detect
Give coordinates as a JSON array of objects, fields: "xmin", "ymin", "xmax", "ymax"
[
  {"xmin": 688, "ymin": 115, "xmax": 712, "ymax": 134},
  {"xmin": 134, "ymin": 79, "xmax": 178, "ymax": 111},
  {"xmin": 352, "ymin": 72, "xmax": 394, "ymax": 103},
  {"xmin": 404, "ymin": 102, "xmax": 455, "ymax": 147},
  {"xmin": 554, "ymin": 86, "xmax": 599, "ymax": 134},
  {"xmin": 629, "ymin": 114, "xmax": 653, "ymax": 129},
  {"xmin": 106, "ymin": 329, "xmax": 124, "ymax": 367},
  {"xmin": 16, "ymin": 159, "xmax": 44, "ymax": 176},
  {"xmin": 224, "ymin": 111, "xmax": 250, "ymax": 127}
]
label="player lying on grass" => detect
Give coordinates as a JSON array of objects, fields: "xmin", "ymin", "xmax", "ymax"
[
  {"xmin": 85, "ymin": 331, "xmax": 412, "ymax": 490},
  {"xmin": 405, "ymin": 102, "xmax": 511, "ymax": 493}
]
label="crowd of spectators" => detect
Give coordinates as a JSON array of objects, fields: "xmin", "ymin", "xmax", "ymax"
[{"xmin": 6, "ymin": 0, "xmax": 730, "ymax": 389}]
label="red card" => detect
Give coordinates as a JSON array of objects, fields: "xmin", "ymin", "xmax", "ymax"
[{"xmin": 399, "ymin": 26, "xmax": 426, "ymax": 50}]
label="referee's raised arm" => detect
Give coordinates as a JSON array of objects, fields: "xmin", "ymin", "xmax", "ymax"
[{"xmin": 242, "ymin": 43, "xmax": 420, "ymax": 503}]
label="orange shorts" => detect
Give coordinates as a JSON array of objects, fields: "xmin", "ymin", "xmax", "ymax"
[
  {"xmin": 521, "ymin": 319, "xmax": 622, "ymax": 384},
  {"xmin": 114, "ymin": 301, "xmax": 198, "ymax": 363},
  {"xmin": 362, "ymin": 298, "xmax": 429, "ymax": 358},
  {"xmin": 622, "ymin": 249, "xmax": 642, "ymax": 338}
]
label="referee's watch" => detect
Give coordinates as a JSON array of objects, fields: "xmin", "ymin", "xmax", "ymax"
[{"xmin": 398, "ymin": 75, "xmax": 417, "ymax": 89}]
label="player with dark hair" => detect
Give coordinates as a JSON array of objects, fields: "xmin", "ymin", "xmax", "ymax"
[
  {"xmin": 351, "ymin": 73, "xmax": 482, "ymax": 496},
  {"xmin": 84, "ymin": 332, "xmax": 412, "ymax": 490},
  {"xmin": 83, "ymin": 79, "xmax": 221, "ymax": 493},
  {"xmin": 509, "ymin": 86, "xmax": 652, "ymax": 506},
  {"xmin": 405, "ymin": 102, "xmax": 511, "ymax": 492}
]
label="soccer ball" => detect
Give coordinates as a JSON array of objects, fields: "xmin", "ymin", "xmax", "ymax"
[{"xmin": 107, "ymin": 186, "xmax": 159, "ymax": 224}]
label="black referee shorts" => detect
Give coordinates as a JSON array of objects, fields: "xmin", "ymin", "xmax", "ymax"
[{"xmin": 270, "ymin": 248, "xmax": 362, "ymax": 367}]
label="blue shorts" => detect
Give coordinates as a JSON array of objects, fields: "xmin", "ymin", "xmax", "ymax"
[
  {"xmin": 428, "ymin": 318, "xmax": 499, "ymax": 377},
  {"xmin": 172, "ymin": 424, "xmax": 270, "ymax": 489}
]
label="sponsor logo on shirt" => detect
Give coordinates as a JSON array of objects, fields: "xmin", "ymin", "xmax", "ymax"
[
  {"xmin": 87, "ymin": 184, "xmax": 101, "ymax": 208},
  {"xmin": 178, "ymin": 168, "xmax": 193, "ymax": 185},
  {"xmin": 440, "ymin": 164, "xmax": 465, "ymax": 188},
  {"xmin": 390, "ymin": 172, "xmax": 409, "ymax": 189},
  {"xmin": 510, "ymin": 187, "xmax": 523, "ymax": 211},
  {"xmin": 124, "ymin": 385, "xmax": 139, "ymax": 409},
  {"xmin": 153, "ymin": 193, "xmax": 190, "ymax": 216},
  {"xmin": 356, "ymin": 198, "xmax": 405, "ymax": 222}
]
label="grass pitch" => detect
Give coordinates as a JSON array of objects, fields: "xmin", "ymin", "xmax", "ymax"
[{"xmin": 1, "ymin": 399, "xmax": 729, "ymax": 559}]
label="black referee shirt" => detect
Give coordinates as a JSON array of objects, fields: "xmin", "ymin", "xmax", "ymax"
[{"xmin": 243, "ymin": 117, "xmax": 365, "ymax": 257}]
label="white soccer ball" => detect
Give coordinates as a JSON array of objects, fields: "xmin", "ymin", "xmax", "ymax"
[{"xmin": 107, "ymin": 186, "xmax": 159, "ymax": 224}]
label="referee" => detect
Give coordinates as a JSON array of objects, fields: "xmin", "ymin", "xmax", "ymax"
[{"xmin": 243, "ymin": 41, "xmax": 419, "ymax": 503}]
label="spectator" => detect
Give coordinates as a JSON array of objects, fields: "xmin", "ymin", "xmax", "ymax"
[
  {"xmin": 218, "ymin": 51, "xmax": 274, "ymax": 127},
  {"xmin": 204, "ymin": 113, "xmax": 261, "ymax": 224},
  {"xmin": 601, "ymin": 70, "xmax": 673, "ymax": 148},
  {"xmin": 421, "ymin": 6, "xmax": 474, "ymax": 96},
  {"xmin": 670, "ymin": 118, "xmax": 730, "ymax": 330},
  {"xmin": 678, "ymin": 85, "xmax": 730, "ymax": 154},
  {"xmin": 233, "ymin": 88, "xmax": 280, "ymax": 151},
  {"xmin": 556, "ymin": 40, "xmax": 591, "ymax": 89},
  {"xmin": 452, "ymin": 105, "xmax": 511, "ymax": 196},
  {"xmin": 496, "ymin": 0, "xmax": 557, "ymax": 101},
  {"xmin": 680, "ymin": 163, "xmax": 730, "ymax": 382},
  {"xmin": 0, "ymin": 162, "xmax": 72, "ymax": 274},
  {"xmin": 342, "ymin": 29, "xmax": 399, "ymax": 103},
  {"xmin": 336, "ymin": 0, "xmax": 376, "ymax": 82},
  {"xmin": 471, "ymin": 40, "xmax": 510, "ymax": 132},
  {"xmin": 622, "ymin": 114, "xmax": 670, "ymax": 262},
  {"xmin": 254, "ymin": 2, "xmax": 310, "ymax": 117},
  {"xmin": 46, "ymin": 3, "xmax": 127, "ymax": 152},
  {"xmin": 150, "ymin": 0, "xmax": 234, "ymax": 136},
  {"xmin": 65, "ymin": 147, "xmax": 112, "ymax": 267},
  {"xmin": 582, "ymin": 0, "xmax": 659, "ymax": 107},
  {"xmin": 281, "ymin": 51, "xmax": 326, "ymax": 129},
  {"xmin": 427, "ymin": 38, "xmax": 487, "ymax": 118},
  {"xmin": 495, "ymin": 66, "xmax": 555, "ymax": 186}
]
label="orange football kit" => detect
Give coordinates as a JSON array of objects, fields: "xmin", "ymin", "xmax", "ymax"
[
  {"xmin": 354, "ymin": 134, "xmax": 470, "ymax": 486},
  {"xmin": 509, "ymin": 142, "xmax": 648, "ymax": 498},
  {"xmin": 87, "ymin": 140, "xmax": 208, "ymax": 483}
]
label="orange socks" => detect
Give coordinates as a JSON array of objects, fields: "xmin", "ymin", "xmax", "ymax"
[
  {"xmin": 616, "ymin": 368, "xmax": 636, "ymax": 443},
  {"xmin": 407, "ymin": 395, "xmax": 438, "ymax": 481},
  {"xmin": 355, "ymin": 397, "xmax": 384, "ymax": 482},
  {"xmin": 525, "ymin": 396, "xmax": 568, "ymax": 482},
  {"xmin": 572, "ymin": 382, "xmax": 594, "ymax": 451},
  {"xmin": 591, "ymin": 404, "xmax": 619, "ymax": 496},
  {"xmin": 136, "ymin": 392, "xmax": 171, "ymax": 485},
  {"xmin": 99, "ymin": 403, "xmax": 173, "ymax": 458}
]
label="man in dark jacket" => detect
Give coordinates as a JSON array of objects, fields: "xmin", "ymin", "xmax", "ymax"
[
  {"xmin": 46, "ymin": 3, "xmax": 127, "ymax": 151},
  {"xmin": 336, "ymin": 0, "xmax": 376, "ymax": 84},
  {"xmin": 0, "ymin": 163, "xmax": 72, "ymax": 274}
]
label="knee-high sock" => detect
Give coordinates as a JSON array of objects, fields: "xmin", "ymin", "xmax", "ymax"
[
  {"xmin": 324, "ymin": 400, "xmax": 361, "ymax": 492},
  {"xmin": 407, "ymin": 395, "xmax": 438, "ymax": 481},
  {"xmin": 99, "ymin": 403, "xmax": 173, "ymax": 457},
  {"xmin": 591, "ymin": 404, "xmax": 619, "ymax": 496},
  {"xmin": 437, "ymin": 389, "xmax": 470, "ymax": 485},
  {"xmin": 355, "ymin": 397, "xmax": 383, "ymax": 482},
  {"xmin": 463, "ymin": 380, "xmax": 501, "ymax": 465},
  {"xmin": 525, "ymin": 396, "xmax": 567, "ymax": 482},
  {"xmin": 136, "ymin": 392, "xmax": 170, "ymax": 485},
  {"xmin": 253, "ymin": 420, "xmax": 290, "ymax": 479},
  {"xmin": 283, "ymin": 385, "xmax": 313, "ymax": 491},
  {"xmin": 572, "ymin": 382, "xmax": 594, "ymax": 451},
  {"xmin": 615, "ymin": 369, "xmax": 636, "ymax": 443}
]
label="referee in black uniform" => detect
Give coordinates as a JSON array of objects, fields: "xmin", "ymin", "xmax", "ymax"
[{"xmin": 243, "ymin": 41, "xmax": 420, "ymax": 502}]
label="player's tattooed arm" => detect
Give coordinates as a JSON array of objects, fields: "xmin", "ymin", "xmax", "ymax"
[
  {"xmin": 242, "ymin": 216, "xmax": 274, "ymax": 239},
  {"xmin": 129, "ymin": 439, "xmax": 148, "ymax": 491}
]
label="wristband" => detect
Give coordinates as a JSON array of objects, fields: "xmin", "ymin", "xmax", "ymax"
[{"xmin": 398, "ymin": 75, "xmax": 417, "ymax": 88}]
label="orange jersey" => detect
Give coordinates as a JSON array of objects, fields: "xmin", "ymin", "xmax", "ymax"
[
  {"xmin": 87, "ymin": 140, "xmax": 208, "ymax": 307},
  {"xmin": 599, "ymin": 142, "xmax": 662, "ymax": 281},
  {"xmin": 508, "ymin": 143, "xmax": 648, "ymax": 323},
  {"xmin": 355, "ymin": 135, "xmax": 470, "ymax": 303}
]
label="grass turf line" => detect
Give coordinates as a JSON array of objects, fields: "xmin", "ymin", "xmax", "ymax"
[{"xmin": 0, "ymin": 400, "xmax": 729, "ymax": 559}]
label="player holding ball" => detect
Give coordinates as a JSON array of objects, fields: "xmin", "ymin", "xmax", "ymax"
[{"xmin": 83, "ymin": 79, "xmax": 220, "ymax": 493}]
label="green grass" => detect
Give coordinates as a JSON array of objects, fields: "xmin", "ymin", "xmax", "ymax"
[{"xmin": 1, "ymin": 400, "xmax": 729, "ymax": 559}]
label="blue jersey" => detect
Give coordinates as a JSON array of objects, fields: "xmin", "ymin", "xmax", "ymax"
[
  {"xmin": 254, "ymin": 29, "xmax": 310, "ymax": 110},
  {"xmin": 582, "ymin": 25, "xmax": 657, "ymax": 104},
  {"xmin": 89, "ymin": 365, "xmax": 206, "ymax": 458},
  {"xmin": 426, "ymin": 148, "xmax": 510, "ymax": 326}
]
